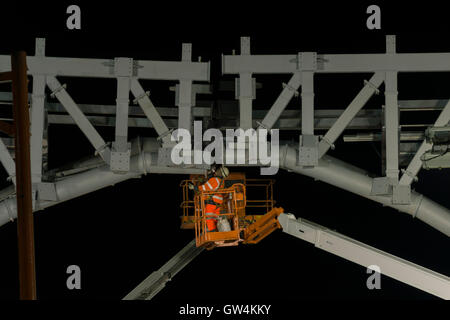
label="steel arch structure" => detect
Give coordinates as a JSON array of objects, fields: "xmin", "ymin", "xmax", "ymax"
[{"xmin": 0, "ymin": 35, "xmax": 449, "ymax": 299}]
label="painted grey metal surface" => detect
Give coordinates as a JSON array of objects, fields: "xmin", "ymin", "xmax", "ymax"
[
  {"xmin": 177, "ymin": 43, "xmax": 194, "ymax": 132},
  {"xmin": 258, "ymin": 72, "xmax": 301, "ymax": 130},
  {"xmin": 130, "ymin": 79, "xmax": 172, "ymax": 145},
  {"xmin": 279, "ymin": 144, "xmax": 450, "ymax": 236},
  {"xmin": 30, "ymin": 74, "xmax": 46, "ymax": 184},
  {"xmin": 0, "ymin": 137, "xmax": 206, "ymax": 226},
  {"xmin": 0, "ymin": 36, "xmax": 449, "ymax": 298},
  {"xmin": 279, "ymin": 213, "xmax": 450, "ymax": 299},
  {"xmin": 0, "ymin": 138, "xmax": 15, "ymax": 184},
  {"xmin": 400, "ymin": 98, "xmax": 450, "ymax": 185},
  {"xmin": 46, "ymin": 75, "xmax": 112, "ymax": 163},
  {"xmin": 123, "ymin": 239, "xmax": 203, "ymax": 300},
  {"xmin": 0, "ymin": 36, "xmax": 448, "ymax": 234},
  {"xmin": 318, "ymin": 72, "xmax": 384, "ymax": 157},
  {"xmin": 0, "ymin": 54, "xmax": 210, "ymax": 81},
  {"xmin": 0, "ymin": 139, "xmax": 448, "ymax": 237},
  {"xmin": 222, "ymin": 52, "xmax": 450, "ymax": 74}
]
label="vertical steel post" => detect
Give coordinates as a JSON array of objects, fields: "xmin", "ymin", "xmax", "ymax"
[
  {"xmin": 237, "ymin": 37, "xmax": 253, "ymax": 130},
  {"xmin": 178, "ymin": 43, "xmax": 194, "ymax": 133},
  {"xmin": 11, "ymin": 51, "xmax": 37, "ymax": 300},
  {"xmin": 384, "ymin": 35, "xmax": 399, "ymax": 183}
]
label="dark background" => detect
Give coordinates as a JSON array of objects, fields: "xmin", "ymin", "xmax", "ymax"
[{"xmin": 0, "ymin": 0, "xmax": 449, "ymax": 309}]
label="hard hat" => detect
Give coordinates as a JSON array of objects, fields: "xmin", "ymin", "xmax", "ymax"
[{"xmin": 219, "ymin": 166, "xmax": 229, "ymax": 178}]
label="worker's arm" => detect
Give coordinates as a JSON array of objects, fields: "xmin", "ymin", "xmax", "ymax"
[
  {"xmin": 190, "ymin": 177, "xmax": 222, "ymax": 192},
  {"xmin": 188, "ymin": 176, "xmax": 207, "ymax": 192},
  {"xmin": 189, "ymin": 183, "xmax": 200, "ymax": 192}
]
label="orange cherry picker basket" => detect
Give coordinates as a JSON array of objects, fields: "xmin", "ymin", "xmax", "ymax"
[
  {"xmin": 194, "ymin": 183, "xmax": 246, "ymax": 249},
  {"xmin": 181, "ymin": 172, "xmax": 284, "ymax": 249}
]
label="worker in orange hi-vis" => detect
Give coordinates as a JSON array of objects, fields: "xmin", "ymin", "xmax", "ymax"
[{"xmin": 189, "ymin": 166, "xmax": 230, "ymax": 232}]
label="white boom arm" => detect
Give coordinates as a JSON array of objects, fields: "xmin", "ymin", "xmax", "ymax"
[
  {"xmin": 278, "ymin": 213, "xmax": 450, "ymax": 299},
  {"xmin": 123, "ymin": 239, "xmax": 204, "ymax": 300}
]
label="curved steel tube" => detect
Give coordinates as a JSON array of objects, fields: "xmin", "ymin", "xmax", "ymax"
[{"xmin": 0, "ymin": 140, "xmax": 449, "ymax": 236}]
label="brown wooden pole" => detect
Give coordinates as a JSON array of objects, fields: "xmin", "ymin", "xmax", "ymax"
[{"xmin": 11, "ymin": 51, "xmax": 37, "ymax": 300}]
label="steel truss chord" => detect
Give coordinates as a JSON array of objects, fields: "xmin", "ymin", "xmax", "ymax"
[
  {"xmin": 0, "ymin": 55, "xmax": 210, "ymax": 81},
  {"xmin": 222, "ymin": 52, "xmax": 450, "ymax": 74}
]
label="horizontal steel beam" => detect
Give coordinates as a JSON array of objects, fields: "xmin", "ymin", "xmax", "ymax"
[
  {"xmin": 46, "ymin": 114, "xmax": 174, "ymax": 128},
  {"xmin": 223, "ymin": 53, "xmax": 450, "ymax": 74},
  {"xmin": 0, "ymin": 56, "xmax": 210, "ymax": 81},
  {"xmin": 344, "ymin": 132, "xmax": 425, "ymax": 142},
  {"xmin": 398, "ymin": 99, "xmax": 450, "ymax": 110},
  {"xmin": 217, "ymin": 117, "xmax": 381, "ymax": 131},
  {"xmin": 44, "ymin": 114, "xmax": 381, "ymax": 131},
  {"xmin": 1, "ymin": 90, "xmax": 445, "ymax": 111},
  {"xmin": 44, "ymin": 102, "xmax": 212, "ymax": 118}
]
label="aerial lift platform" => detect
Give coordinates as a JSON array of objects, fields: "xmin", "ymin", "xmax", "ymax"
[
  {"xmin": 124, "ymin": 213, "xmax": 450, "ymax": 300},
  {"xmin": 180, "ymin": 172, "xmax": 284, "ymax": 249},
  {"xmin": 124, "ymin": 173, "xmax": 450, "ymax": 300}
]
